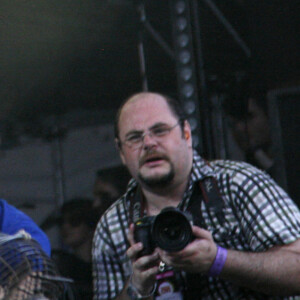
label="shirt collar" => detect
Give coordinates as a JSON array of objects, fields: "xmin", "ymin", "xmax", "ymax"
[{"xmin": 190, "ymin": 150, "xmax": 215, "ymax": 182}]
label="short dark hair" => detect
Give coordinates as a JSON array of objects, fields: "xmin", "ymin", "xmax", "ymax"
[
  {"xmin": 114, "ymin": 92, "xmax": 187, "ymax": 141},
  {"xmin": 60, "ymin": 198, "xmax": 99, "ymax": 230},
  {"xmin": 95, "ymin": 164, "xmax": 130, "ymax": 195},
  {"xmin": 223, "ymin": 75, "xmax": 269, "ymax": 119}
]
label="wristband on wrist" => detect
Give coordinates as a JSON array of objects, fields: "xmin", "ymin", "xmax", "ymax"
[
  {"xmin": 126, "ymin": 275, "xmax": 157, "ymax": 299},
  {"xmin": 207, "ymin": 246, "xmax": 228, "ymax": 277}
]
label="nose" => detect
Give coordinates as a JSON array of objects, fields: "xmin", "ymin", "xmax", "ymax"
[{"xmin": 142, "ymin": 131, "xmax": 157, "ymax": 148}]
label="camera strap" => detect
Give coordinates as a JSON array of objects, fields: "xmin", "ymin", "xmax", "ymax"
[
  {"xmin": 129, "ymin": 177, "xmax": 224, "ymax": 300},
  {"xmin": 183, "ymin": 177, "xmax": 225, "ymax": 299},
  {"xmin": 197, "ymin": 176, "xmax": 225, "ymax": 226},
  {"xmin": 129, "ymin": 186, "xmax": 146, "ymax": 224}
]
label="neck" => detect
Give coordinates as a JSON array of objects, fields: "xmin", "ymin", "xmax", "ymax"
[{"xmin": 141, "ymin": 178, "xmax": 189, "ymax": 216}]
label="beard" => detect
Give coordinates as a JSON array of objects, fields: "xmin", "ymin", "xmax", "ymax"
[{"xmin": 137, "ymin": 163, "xmax": 175, "ymax": 188}]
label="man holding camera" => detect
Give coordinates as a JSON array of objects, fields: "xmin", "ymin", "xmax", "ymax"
[{"xmin": 92, "ymin": 92, "xmax": 300, "ymax": 299}]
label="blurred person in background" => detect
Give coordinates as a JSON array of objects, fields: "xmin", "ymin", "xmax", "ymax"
[
  {"xmin": 93, "ymin": 164, "xmax": 131, "ymax": 214},
  {"xmin": 0, "ymin": 230, "xmax": 69, "ymax": 300},
  {"xmin": 223, "ymin": 77, "xmax": 275, "ymax": 176},
  {"xmin": 0, "ymin": 198, "xmax": 51, "ymax": 255},
  {"xmin": 223, "ymin": 75, "xmax": 300, "ymax": 205},
  {"xmin": 52, "ymin": 197, "xmax": 100, "ymax": 300}
]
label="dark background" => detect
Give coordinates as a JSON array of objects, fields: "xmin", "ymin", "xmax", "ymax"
[
  {"xmin": 0, "ymin": 0, "xmax": 299, "ymax": 142},
  {"xmin": 0, "ymin": 0, "xmax": 299, "ymax": 238}
]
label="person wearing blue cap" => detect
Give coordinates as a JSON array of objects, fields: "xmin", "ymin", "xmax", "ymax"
[{"xmin": 0, "ymin": 198, "xmax": 51, "ymax": 255}]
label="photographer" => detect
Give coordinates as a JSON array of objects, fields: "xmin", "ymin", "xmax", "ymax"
[{"xmin": 92, "ymin": 92, "xmax": 300, "ymax": 299}]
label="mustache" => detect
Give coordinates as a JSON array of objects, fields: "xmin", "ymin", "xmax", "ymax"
[{"xmin": 139, "ymin": 150, "xmax": 169, "ymax": 166}]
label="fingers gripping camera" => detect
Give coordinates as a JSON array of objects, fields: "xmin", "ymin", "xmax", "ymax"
[{"xmin": 134, "ymin": 207, "xmax": 194, "ymax": 256}]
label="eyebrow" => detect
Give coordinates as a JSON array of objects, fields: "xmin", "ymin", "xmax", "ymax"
[
  {"xmin": 124, "ymin": 122, "xmax": 169, "ymax": 137},
  {"xmin": 125, "ymin": 129, "xmax": 143, "ymax": 138}
]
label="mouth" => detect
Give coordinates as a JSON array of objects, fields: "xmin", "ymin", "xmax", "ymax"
[{"xmin": 140, "ymin": 154, "xmax": 166, "ymax": 166}]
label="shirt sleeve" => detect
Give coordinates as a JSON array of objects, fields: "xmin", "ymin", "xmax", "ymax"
[
  {"xmin": 92, "ymin": 207, "xmax": 131, "ymax": 300},
  {"xmin": 229, "ymin": 164, "xmax": 300, "ymax": 251}
]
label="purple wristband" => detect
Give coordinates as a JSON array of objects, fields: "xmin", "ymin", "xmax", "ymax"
[{"xmin": 207, "ymin": 246, "xmax": 228, "ymax": 277}]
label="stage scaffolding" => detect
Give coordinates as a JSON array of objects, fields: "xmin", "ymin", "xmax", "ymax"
[{"xmin": 134, "ymin": 0, "xmax": 251, "ymax": 159}]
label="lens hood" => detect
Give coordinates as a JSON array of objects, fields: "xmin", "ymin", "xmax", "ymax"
[{"xmin": 152, "ymin": 207, "xmax": 193, "ymax": 252}]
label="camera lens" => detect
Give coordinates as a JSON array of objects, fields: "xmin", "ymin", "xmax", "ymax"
[
  {"xmin": 163, "ymin": 224, "xmax": 181, "ymax": 240},
  {"xmin": 152, "ymin": 207, "xmax": 193, "ymax": 252}
]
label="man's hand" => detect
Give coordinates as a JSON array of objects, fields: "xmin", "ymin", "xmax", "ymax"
[
  {"xmin": 157, "ymin": 225, "xmax": 218, "ymax": 273},
  {"xmin": 127, "ymin": 223, "xmax": 160, "ymax": 295}
]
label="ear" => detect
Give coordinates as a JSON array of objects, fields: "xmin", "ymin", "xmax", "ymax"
[
  {"xmin": 183, "ymin": 120, "xmax": 192, "ymax": 147},
  {"xmin": 115, "ymin": 138, "xmax": 126, "ymax": 165}
]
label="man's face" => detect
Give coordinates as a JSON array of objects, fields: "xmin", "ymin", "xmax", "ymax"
[
  {"xmin": 60, "ymin": 213, "xmax": 93, "ymax": 249},
  {"xmin": 232, "ymin": 98, "xmax": 270, "ymax": 151},
  {"xmin": 117, "ymin": 93, "xmax": 193, "ymax": 189}
]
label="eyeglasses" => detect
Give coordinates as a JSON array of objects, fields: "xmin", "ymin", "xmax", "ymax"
[{"xmin": 120, "ymin": 121, "xmax": 180, "ymax": 150}]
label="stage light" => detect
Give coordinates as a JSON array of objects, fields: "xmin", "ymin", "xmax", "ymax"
[
  {"xmin": 181, "ymin": 84, "xmax": 194, "ymax": 98},
  {"xmin": 177, "ymin": 34, "xmax": 189, "ymax": 47},
  {"xmin": 188, "ymin": 118, "xmax": 198, "ymax": 131},
  {"xmin": 175, "ymin": 1, "xmax": 186, "ymax": 14},
  {"xmin": 170, "ymin": 0, "xmax": 202, "ymax": 149},
  {"xmin": 178, "ymin": 50, "xmax": 191, "ymax": 64},
  {"xmin": 176, "ymin": 17, "xmax": 187, "ymax": 31},
  {"xmin": 180, "ymin": 67, "xmax": 192, "ymax": 81},
  {"xmin": 184, "ymin": 101, "xmax": 196, "ymax": 114}
]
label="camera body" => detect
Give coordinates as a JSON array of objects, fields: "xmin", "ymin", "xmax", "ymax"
[{"xmin": 134, "ymin": 207, "xmax": 194, "ymax": 256}]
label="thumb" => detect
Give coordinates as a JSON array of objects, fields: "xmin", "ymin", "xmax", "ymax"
[{"xmin": 192, "ymin": 225, "xmax": 213, "ymax": 240}]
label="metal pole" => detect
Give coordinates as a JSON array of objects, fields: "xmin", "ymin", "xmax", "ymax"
[
  {"xmin": 136, "ymin": 1, "xmax": 148, "ymax": 91},
  {"xmin": 50, "ymin": 123, "xmax": 66, "ymax": 208},
  {"xmin": 190, "ymin": 0, "xmax": 214, "ymax": 158}
]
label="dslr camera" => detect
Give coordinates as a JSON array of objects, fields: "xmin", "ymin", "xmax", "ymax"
[{"xmin": 134, "ymin": 207, "xmax": 194, "ymax": 256}]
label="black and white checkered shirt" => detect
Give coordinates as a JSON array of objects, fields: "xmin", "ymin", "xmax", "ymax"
[{"xmin": 92, "ymin": 151, "xmax": 300, "ymax": 299}]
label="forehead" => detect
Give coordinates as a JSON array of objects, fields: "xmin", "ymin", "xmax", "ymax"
[{"xmin": 119, "ymin": 94, "xmax": 177, "ymax": 132}]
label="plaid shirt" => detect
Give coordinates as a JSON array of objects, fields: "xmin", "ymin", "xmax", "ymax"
[{"xmin": 92, "ymin": 151, "xmax": 300, "ymax": 299}]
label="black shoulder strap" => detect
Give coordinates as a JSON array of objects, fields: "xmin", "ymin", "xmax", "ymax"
[
  {"xmin": 184, "ymin": 178, "xmax": 225, "ymax": 299},
  {"xmin": 186, "ymin": 177, "xmax": 225, "ymax": 228},
  {"xmin": 199, "ymin": 177, "xmax": 225, "ymax": 225},
  {"xmin": 185, "ymin": 183, "xmax": 205, "ymax": 228},
  {"xmin": 129, "ymin": 185, "xmax": 145, "ymax": 225}
]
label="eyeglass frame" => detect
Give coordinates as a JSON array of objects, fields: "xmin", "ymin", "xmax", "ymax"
[{"xmin": 117, "ymin": 119, "xmax": 185, "ymax": 150}]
